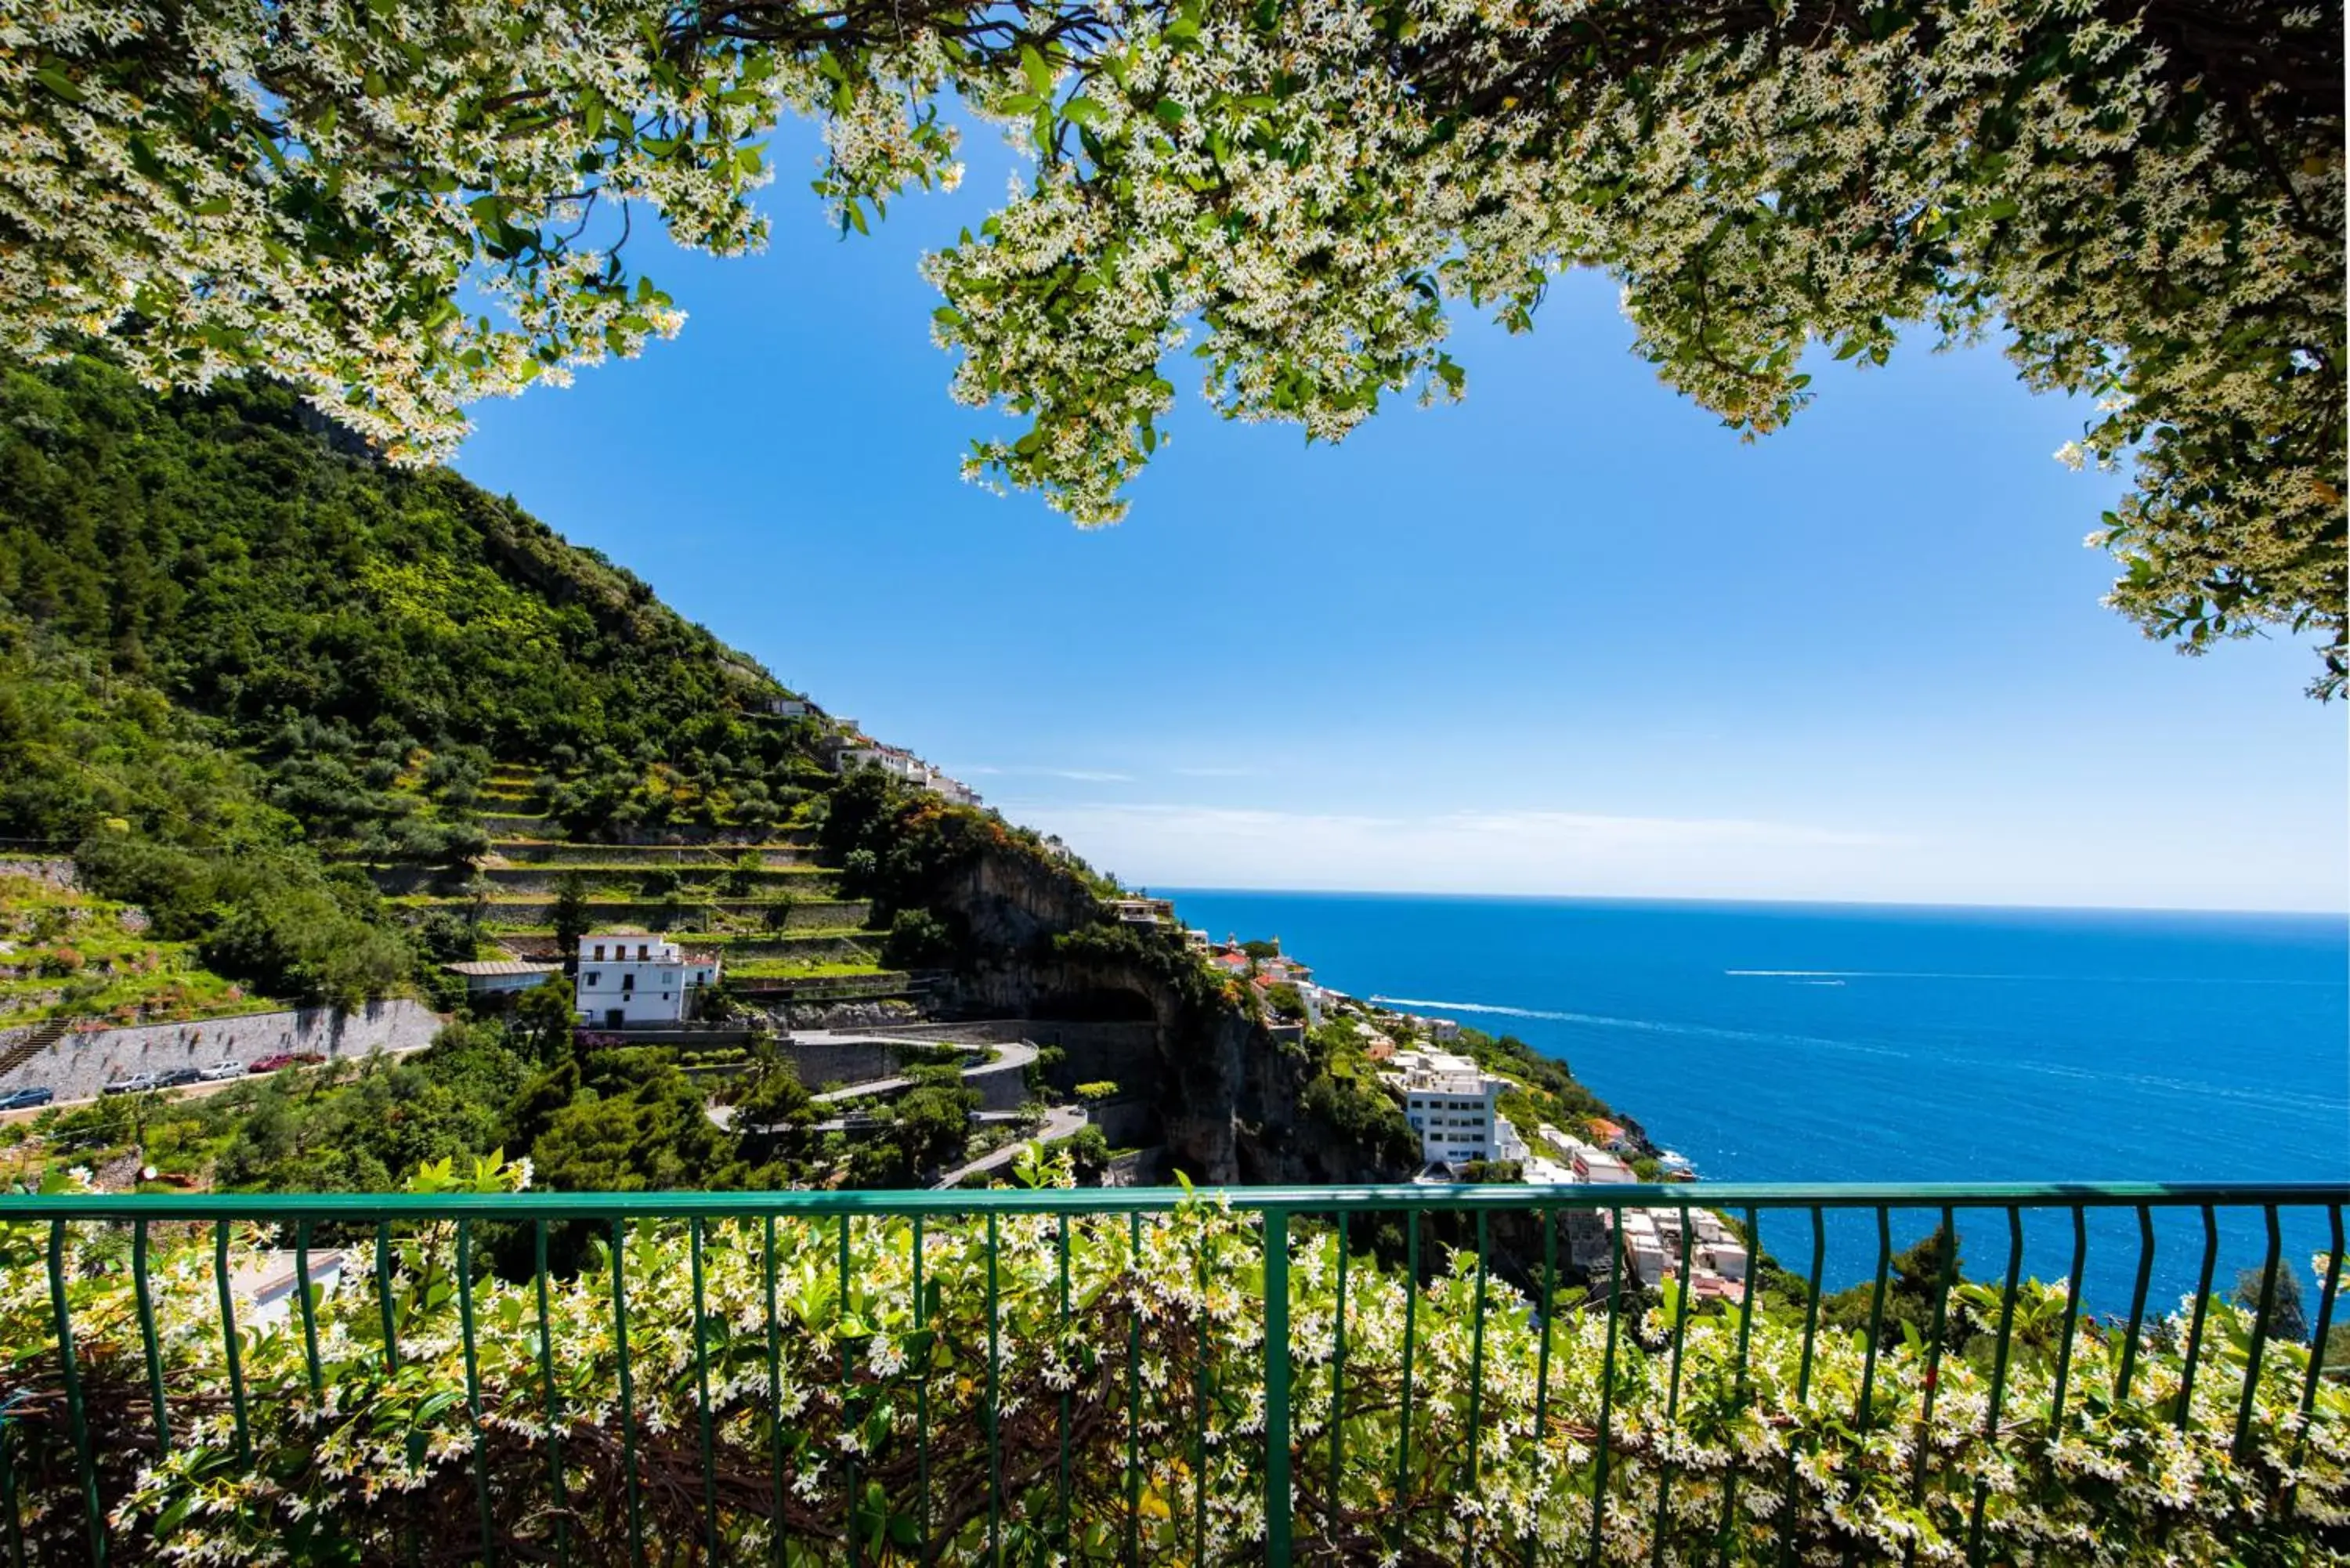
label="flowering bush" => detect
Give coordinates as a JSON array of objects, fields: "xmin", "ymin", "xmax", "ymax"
[
  {"xmin": 3, "ymin": 2, "xmax": 2339, "ymax": 688},
  {"xmin": 0, "ymin": 1156, "xmax": 2341, "ymax": 1563}
]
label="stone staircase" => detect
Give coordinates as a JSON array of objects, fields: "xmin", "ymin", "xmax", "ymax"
[{"xmin": 0, "ymin": 1017, "xmax": 72, "ymax": 1085}]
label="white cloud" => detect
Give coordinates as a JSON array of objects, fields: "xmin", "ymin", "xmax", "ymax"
[
  {"xmin": 1001, "ymin": 800, "xmax": 1910, "ymax": 898},
  {"xmin": 950, "ymin": 765, "xmax": 1133, "ymax": 783}
]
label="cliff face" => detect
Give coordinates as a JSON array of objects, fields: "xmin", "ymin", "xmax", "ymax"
[{"xmin": 925, "ymin": 844, "xmax": 1412, "ymax": 1186}]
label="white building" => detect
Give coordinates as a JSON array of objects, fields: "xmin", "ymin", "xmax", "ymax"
[
  {"xmin": 1383, "ymin": 1049, "xmax": 1520, "ymax": 1168},
  {"xmin": 836, "ymin": 741, "xmax": 982, "ymax": 807},
  {"xmin": 1571, "ymin": 1146, "xmax": 1637, "ymax": 1183},
  {"xmin": 574, "ymin": 934, "xmax": 719, "ymax": 1027}
]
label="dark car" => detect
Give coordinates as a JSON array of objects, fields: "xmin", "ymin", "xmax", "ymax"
[
  {"xmin": 0, "ymin": 1087, "xmax": 54, "ymax": 1111},
  {"xmin": 150, "ymin": 1066, "xmax": 203, "ymax": 1088}
]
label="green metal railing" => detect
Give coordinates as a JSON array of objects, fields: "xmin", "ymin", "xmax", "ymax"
[{"xmin": 2, "ymin": 1179, "xmax": 2345, "ymax": 1565}]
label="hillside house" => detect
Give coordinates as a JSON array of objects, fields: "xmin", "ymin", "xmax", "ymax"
[
  {"xmin": 442, "ymin": 959, "xmax": 564, "ymax": 998},
  {"xmin": 574, "ymin": 934, "xmax": 720, "ymax": 1027},
  {"xmin": 1379, "ymin": 1049, "xmax": 1528, "ymax": 1169}
]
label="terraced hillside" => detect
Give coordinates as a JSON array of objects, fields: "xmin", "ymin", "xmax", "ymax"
[{"xmin": 371, "ymin": 767, "xmax": 926, "ymax": 1005}]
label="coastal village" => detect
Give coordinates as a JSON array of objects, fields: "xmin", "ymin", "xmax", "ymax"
[
  {"xmin": 1, "ymin": 685, "xmax": 1755, "ymax": 1302},
  {"xmin": 2, "ymin": 696, "xmax": 1753, "ymax": 1304}
]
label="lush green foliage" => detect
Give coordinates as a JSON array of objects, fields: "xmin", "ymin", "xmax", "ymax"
[
  {"xmin": 8, "ymin": 3, "xmax": 2338, "ymax": 688},
  {"xmin": 1, "ymin": 1157, "xmax": 2342, "ymax": 1563},
  {"xmin": 0, "ymin": 358, "xmax": 834, "ymax": 1008},
  {"xmin": 0, "ymin": 360, "xmax": 812, "ymax": 768}
]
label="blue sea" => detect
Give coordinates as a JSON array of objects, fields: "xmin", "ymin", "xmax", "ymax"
[{"xmin": 1162, "ymin": 891, "xmax": 2349, "ymax": 1310}]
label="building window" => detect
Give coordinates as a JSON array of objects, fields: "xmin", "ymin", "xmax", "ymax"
[
  {"xmin": 592, "ymin": 945, "xmax": 606, "ymax": 961},
  {"xmin": 584, "ymin": 972, "xmax": 601, "ymax": 986}
]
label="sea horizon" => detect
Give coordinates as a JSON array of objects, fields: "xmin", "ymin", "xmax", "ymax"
[
  {"xmin": 1148, "ymin": 885, "xmax": 2350, "ymax": 920},
  {"xmin": 1154, "ymin": 887, "xmax": 2348, "ymax": 1306}
]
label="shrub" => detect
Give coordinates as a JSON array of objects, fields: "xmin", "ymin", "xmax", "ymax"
[{"xmin": 2, "ymin": 1159, "xmax": 2342, "ymax": 1565}]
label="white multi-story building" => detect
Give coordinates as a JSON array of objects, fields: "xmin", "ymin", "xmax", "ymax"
[
  {"xmin": 1383, "ymin": 1049, "xmax": 1520, "ymax": 1168},
  {"xmin": 574, "ymin": 934, "xmax": 719, "ymax": 1027},
  {"xmin": 834, "ymin": 741, "xmax": 983, "ymax": 807}
]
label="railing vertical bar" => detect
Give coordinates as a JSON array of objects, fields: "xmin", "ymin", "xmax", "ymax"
[
  {"xmin": 909, "ymin": 1213, "xmax": 928, "ymax": 1566},
  {"xmin": 1191, "ymin": 1238, "xmax": 1207, "ymax": 1562},
  {"xmin": 611, "ymin": 1217, "xmax": 648, "ymax": 1568},
  {"xmin": 295, "ymin": 1218, "xmax": 323, "ymax": 1396},
  {"xmin": 1716, "ymin": 1207, "xmax": 1760, "ymax": 1568},
  {"xmin": 132, "ymin": 1219, "xmax": 170, "ymax": 1451},
  {"xmin": 692, "ymin": 1217, "xmax": 720, "ymax": 1563},
  {"xmin": 2233, "ymin": 1205, "xmax": 2283, "ymax": 1459},
  {"xmin": 1265, "ymin": 1208, "xmax": 1294, "ymax": 1566},
  {"xmin": 535, "ymin": 1219, "xmax": 570, "ymax": 1565},
  {"xmin": 1855, "ymin": 1208, "xmax": 1890, "ymax": 1434},
  {"xmin": 2289, "ymin": 1205, "xmax": 2345, "ymax": 1513},
  {"xmin": 1906, "ymin": 1206, "xmax": 1958, "ymax": 1563},
  {"xmin": 2177, "ymin": 1204, "xmax": 2219, "ymax": 1430},
  {"xmin": 987, "ymin": 1210, "xmax": 1003, "ymax": 1565},
  {"xmin": 212, "ymin": 1219, "xmax": 250, "ymax": 1463},
  {"xmin": 47, "ymin": 1219, "xmax": 104, "ymax": 1567},
  {"xmin": 1125, "ymin": 1210, "xmax": 1142, "ymax": 1568},
  {"xmin": 1651, "ymin": 1202, "xmax": 1695, "ymax": 1568},
  {"xmin": 1591, "ymin": 1203, "xmax": 1625, "ymax": 1568},
  {"xmin": 2049, "ymin": 1206, "xmax": 2088, "ymax": 1429},
  {"xmin": 2117, "ymin": 1204, "xmax": 2156, "ymax": 1400},
  {"xmin": 1469, "ymin": 1209, "xmax": 1491, "ymax": 1500},
  {"xmin": 456, "ymin": 1220, "xmax": 497, "ymax": 1566},
  {"xmin": 1058, "ymin": 1212, "xmax": 1074, "ymax": 1554},
  {"xmin": 1330, "ymin": 1215, "xmax": 1350, "ymax": 1537},
  {"xmin": 1838, "ymin": 1202, "xmax": 1894, "ymax": 1567},
  {"xmin": 1965, "ymin": 1208, "xmax": 2026, "ymax": 1564},
  {"xmin": 839, "ymin": 1215, "xmax": 859, "ymax": 1567},
  {"xmin": 1776, "ymin": 1207, "xmax": 1826, "ymax": 1568},
  {"xmin": 1525, "ymin": 1205, "xmax": 1557, "ymax": 1568},
  {"xmin": 375, "ymin": 1218, "xmax": 401, "ymax": 1375},
  {"xmin": 1394, "ymin": 1210, "xmax": 1421, "ymax": 1561}
]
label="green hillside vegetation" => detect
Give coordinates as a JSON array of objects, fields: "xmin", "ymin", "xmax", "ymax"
[
  {"xmin": 0, "ymin": 872, "xmax": 258, "ymax": 1028},
  {"xmin": 0, "ymin": 357, "xmax": 840, "ymax": 1011}
]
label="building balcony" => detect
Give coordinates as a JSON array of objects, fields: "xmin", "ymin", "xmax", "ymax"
[{"xmin": 1, "ymin": 1179, "xmax": 2344, "ymax": 1563}]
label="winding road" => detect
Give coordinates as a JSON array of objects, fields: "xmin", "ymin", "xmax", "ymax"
[{"xmin": 928, "ymin": 1104, "xmax": 1091, "ymax": 1190}]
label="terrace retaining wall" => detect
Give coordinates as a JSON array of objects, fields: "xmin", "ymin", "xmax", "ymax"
[{"xmin": 0, "ymin": 999, "xmax": 446, "ymax": 1101}]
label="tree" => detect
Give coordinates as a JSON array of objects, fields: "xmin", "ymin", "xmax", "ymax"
[
  {"xmin": 512, "ymin": 978, "xmax": 579, "ymax": 1069},
  {"xmin": 1822, "ymin": 1223, "xmax": 1970, "ymax": 1350},
  {"xmin": 2234, "ymin": 1264, "xmax": 2310, "ymax": 1346},
  {"xmin": 5, "ymin": 3, "xmax": 2339, "ymax": 692},
  {"xmin": 551, "ymin": 873, "xmax": 591, "ymax": 974}
]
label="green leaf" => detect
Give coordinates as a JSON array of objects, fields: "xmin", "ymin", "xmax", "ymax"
[
  {"xmin": 34, "ymin": 67, "xmax": 86, "ymax": 103},
  {"xmin": 1061, "ymin": 96, "xmax": 1104, "ymax": 127},
  {"xmin": 1020, "ymin": 45, "xmax": 1054, "ymax": 98}
]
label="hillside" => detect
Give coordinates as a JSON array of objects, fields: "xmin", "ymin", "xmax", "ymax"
[
  {"xmin": 0, "ymin": 357, "xmax": 844, "ymax": 1013},
  {"xmin": 0, "ymin": 359, "xmax": 1640, "ymax": 1206}
]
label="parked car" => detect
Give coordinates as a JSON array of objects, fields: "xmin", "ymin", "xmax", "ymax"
[
  {"xmin": 151, "ymin": 1066, "xmax": 203, "ymax": 1088},
  {"xmin": 0, "ymin": 1087, "xmax": 54, "ymax": 1111},
  {"xmin": 248, "ymin": 1051, "xmax": 327, "ymax": 1073},
  {"xmin": 102, "ymin": 1073, "xmax": 159, "ymax": 1096},
  {"xmin": 197, "ymin": 1059, "xmax": 248, "ymax": 1082}
]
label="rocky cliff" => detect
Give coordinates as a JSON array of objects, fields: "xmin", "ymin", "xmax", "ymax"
[{"xmin": 923, "ymin": 840, "xmax": 1412, "ymax": 1186}]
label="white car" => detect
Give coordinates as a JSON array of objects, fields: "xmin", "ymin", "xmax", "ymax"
[{"xmin": 197, "ymin": 1059, "xmax": 248, "ymax": 1082}]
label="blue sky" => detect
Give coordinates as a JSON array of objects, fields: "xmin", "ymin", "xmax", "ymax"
[{"xmin": 454, "ymin": 124, "xmax": 2348, "ymax": 912}]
